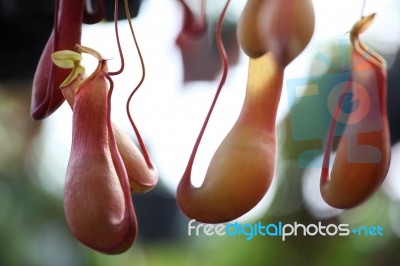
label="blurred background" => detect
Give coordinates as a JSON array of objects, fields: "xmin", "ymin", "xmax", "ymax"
[{"xmin": 1, "ymin": 0, "xmax": 400, "ymax": 265}]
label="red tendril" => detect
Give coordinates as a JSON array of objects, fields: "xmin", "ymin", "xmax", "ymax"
[
  {"xmin": 108, "ymin": 0, "xmax": 124, "ymax": 76},
  {"xmin": 123, "ymin": 0, "xmax": 155, "ymax": 170},
  {"xmin": 183, "ymin": 0, "xmax": 230, "ymax": 177},
  {"xmin": 321, "ymin": 79, "xmax": 353, "ymax": 182},
  {"xmin": 107, "ymin": 0, "xmax": 155, "ymax": 170},
  {"xmin": 105, "ymin": 70, "xmax": 136, "ymax": 223}
]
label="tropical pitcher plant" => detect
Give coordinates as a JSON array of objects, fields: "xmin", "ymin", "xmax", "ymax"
[{"xmin": 30, "ymin": 0, "xmax": 391, "ymax": 254}]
